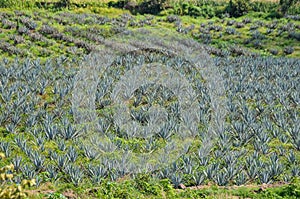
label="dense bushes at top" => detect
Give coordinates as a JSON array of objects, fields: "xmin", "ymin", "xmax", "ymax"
[
  {"xmin": 108, "ymin": 0, "xmax": 299, "ymax": 18},
  {"xmin": 0, "ymin": 0, "xmax": 299, "ymax": 18},
  {"xmin": 108, "ymin": 0, "xmax": 168, "ymax": 15},
  {"xmin": 225, "ymin": 0, "xmax": 250, "ymax": 17},
  {"xmin": 108, "ymin": 0, "xmax": 221, "ymax": 16}
]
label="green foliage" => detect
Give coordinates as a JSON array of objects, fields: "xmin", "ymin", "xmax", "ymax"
[
  {"xmin": 172, "ymin": 2, "xmax": 215, "ymax": 17},
  {"xmin": 59, "ymin": 0, "xmax": 71, "ymax": 8},
  {"xmin": 0, "ymin": 0, "xmax": 35, "ymax": 8},
  {"xmin": 273, "ymin": 179, "xmax": 300, "ymax": 198},
  {"xmin": 108, "ymin": 0, "xmax": 129, "ymax": 9},
  {"xmin": 0, "ymin": 0, "xmax": 19, "ymax": 8},
  {"xmin": 251, "ymin": 1, "xmax": 278, "ymax": 13},
  {"xmin": 137, "ymin": 0, "xmax": 168, "ymax": 15},
  {"xmin": 47, "ymin": 192, "xmax": 67, "ymax": 199},
  {"xmin": 0, "ymin": 1, "xmax": 300, "ymax": 198},
  {"xmin": 92, "ymin": 180, "xmax": 133, "ymax": 198},
  {"xmin": 226, "ymin": 0, "xmax": 250, "ymax": 17},
  {"xmin": 279, "ymin": 0, "xmax": 297, "ymax": 14},
  {"xmin": 108, "ymin": 0, "xmax": 170, "ymax": 15},
  {"xmin": 257, "ymin": 185, "xmax": 300, "ymax": 199},
  {"xmin": 134, "ymin": 174, "xmax": 160, "ymax": 195},
  {"xmin": 85, "ymin": 177, "xmax": 178, "ymax": 198}
]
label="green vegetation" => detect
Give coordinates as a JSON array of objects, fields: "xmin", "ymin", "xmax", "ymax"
[
  {"xmin": 25, "ymin": 177, "xmax": 300, "ymax": 198},
  {"xmin": 0, "ymin": 0, "xmax": 299, "ymax": 198},
  {"xmin": 0, "ymin": 0, "xmax": 298, "ymax": 61},
  {"xmin": 279, "ymin": 0, "xmax": 299, "ymax": 15},
  {"xmin": 226, "ymin": 0, "xmax": 250, "ymax": 17}
]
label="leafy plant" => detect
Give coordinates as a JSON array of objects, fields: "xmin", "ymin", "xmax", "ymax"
[
  {"xmin": 226, "ymin": 0, "xmax": 250, "ymax": 17},
  {"xmin": 279, "ymin": 0, "xmax": 297, "ymax": 15}
]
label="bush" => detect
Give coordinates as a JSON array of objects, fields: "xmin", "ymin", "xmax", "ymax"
[
  {"xmin": 279, "ymin": 0, "xmax": 297, "ymax": 15},
  {"xmin": 0, "ymin": 0, "xmax": 35, "ymax": 8},
  {"xmin": 288, "ymin": 31, "xmax": 300, "ymax": 41},
  {"xmin": 173, "ymin": 2, "xmax": 216, "ymax": 17},
  {"xmin": 187, "ymin": 5, "xmax": 202, "ymax": 17},
  {"xmin": 0, "ymin": 0, "xmax": 19, "ymax": 8},
  {"xmin": 283, "ymin": 46, "xmax": 294, "ymax": 54},
  {"xmin": 166, "ymin": 15, "xmax": 180, "ymax": 23},
  {"xmin": 58, "ymin": 0, "xmax": 71, "ymax": 8},
  {"xmin": 137, "ymin": 0, "xmax": 168, "ymax": 15},
  {"xmin": 226, "ymin": 0, "xmax": 250, "ymax": 17},
  {"xmin": 269, "ymin": 48, "xmax": 279, "ymax": 55},
  {"xmin": 235, "ymin": 22, "xmax": 245, "ymax": 28},
  {"xmin": 108, "ymin": 0, "xmax": 129, "ymax": 8}
]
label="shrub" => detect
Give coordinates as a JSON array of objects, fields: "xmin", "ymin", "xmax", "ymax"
[
  {"xmin": 137, "ymin": 0, "xmax": 168, "ymax": 15},
  {"xmin": 279, "ymin": 0, "xmax": 297, "ymax": 15},
  {"xmin": 225, "ymin": 27, "xmax": 237, "ymax": 35},
  {"xmin": 0, "ymin": 0, "xmax": 34, "ymax": 8},
  {"xmin": 242, "ymin": 18, "xmax": 252, "ymax": 24},
  {"xmin": 288, "ymin": 31, "xmax": 300, "ymax": 41},
  {"xmin": 58, "ymin": 0, "xmax": 71, "ymax": 8},
  {"xmin": 226, "ymin": 0, "xmax": 250, "ymax": 17},
  {"xmin": 283, "ymin": 46, "xmax": 294, "ymax": 54},
  {"xmin": 166, "ymin": 15, "xmax": 179, "ymax": 23},
  {"xmin": 227, "ymin": 20, "xmax": 236, "ymax": 26},
  {"xmin": 269, "ymin": 49, "xmax": 279, "ymax": 55},
  {"xmin": 235, "ymin": 22, "xmax": 245, "ymax": 28},
  {"xmin": 187, "ymin": 5, "xmax": 202, "ymax": 17},
  {"xmin": 0, "ymin": 0, "xmax": 18, "ymax": 8}
]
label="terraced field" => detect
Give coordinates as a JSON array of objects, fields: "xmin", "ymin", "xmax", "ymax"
[{"xmin": 0, "ymin": 1, "xmax": 299, "ymax": 198}]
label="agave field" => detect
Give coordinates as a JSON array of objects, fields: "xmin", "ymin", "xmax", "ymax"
[
  {"xmin": 0, "ymin": 3, "xmax": 300, "ymax": 199},
  {"xmin": 0, "ymin": 9, "xmax": 299, "ymax": 59}
]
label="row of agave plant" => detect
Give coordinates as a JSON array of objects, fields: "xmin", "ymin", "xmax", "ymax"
[
  {"xmin": 0, "ymin": 11, "xmax": 156, "ymax": 57},
  {"xmin": 0, "ymin": 35, "xmax": 299, "ymax": 188},
  {"xmin": 172, "ymin": 16, "xmax": 299, "ymax": 53},
  {"xmin": 1, "ymin": 10, "xmax": 299, "ymax": 58}
]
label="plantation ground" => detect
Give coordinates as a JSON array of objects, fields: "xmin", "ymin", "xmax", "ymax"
[{"xmin": 0, "ymin": 0, "xmax": 299, "ymax": 199}]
